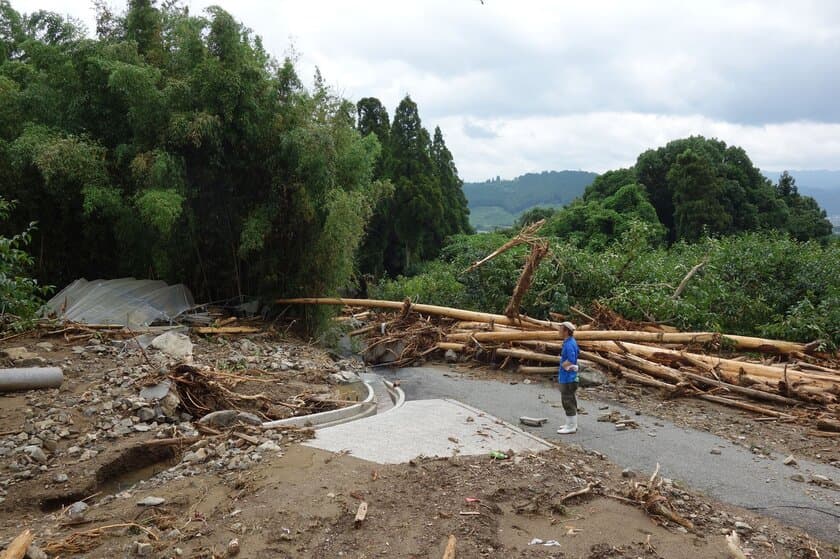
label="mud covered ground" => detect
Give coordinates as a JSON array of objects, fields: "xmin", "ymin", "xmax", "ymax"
[
  {"xmin": 0, "ymin": 332, "xmax": 838, "ymax": 558},
  {"xmin": 1, "ymin": 443, "xmax": 835, "ymax": 558}
]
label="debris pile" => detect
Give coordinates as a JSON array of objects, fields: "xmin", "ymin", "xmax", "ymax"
[
  {"xmin": 278, "ymin": 296, "xmax": 840, "ymax": 433},
  {"xmin": 0, "ymin": 333, "xmax": 363, "ymax": 511}
]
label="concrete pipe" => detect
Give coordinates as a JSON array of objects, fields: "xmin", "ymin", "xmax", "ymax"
[{"xmin": 0, "ymin": 367, "xmax": 63, "ymax": 392}]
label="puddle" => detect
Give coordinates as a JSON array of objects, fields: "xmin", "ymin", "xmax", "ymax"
[
  {"xmin": 96, "ymin": 445, "xmax": 180, "ymax": 495},
  {"xmin": 335, "ymin": 382, "xmax": 365, "ymax": 401},
  {"xmin": 40, "ymin": 444, "xmax": 180, "ymax": 512}
]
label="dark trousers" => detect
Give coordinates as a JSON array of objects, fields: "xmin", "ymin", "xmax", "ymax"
[{"xmin": 559, "ymin": 381, "xmax": 578, "ymax": 417}]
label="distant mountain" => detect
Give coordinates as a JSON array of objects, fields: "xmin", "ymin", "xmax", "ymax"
[
  {"xmin": 464, "ymin": 170, "xmax": 597, "ymax": 230},
  {"xmin": 763, "ymin": 170, "xmax": 840, "ymax": 219}
]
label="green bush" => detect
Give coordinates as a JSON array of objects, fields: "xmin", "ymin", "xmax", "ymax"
[
  {"xmin": 372, "ymin": 260, "xmax": 466, "ymax": 308},
  {"xmin": 372, "ymin": 229, "xmax": 840, "ymax": 348},
  {"xmin": 0, "ymin": 198, "xmax": 51, "ymax": 330}
]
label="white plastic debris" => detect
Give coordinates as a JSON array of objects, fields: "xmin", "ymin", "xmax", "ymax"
[
  {"xmin": 45, "ymin": 278, "xmax": 194, "ymax": 327},
  {"xmin": 150, "ymin": 331, "xmax": 194, "ymax": 361}
]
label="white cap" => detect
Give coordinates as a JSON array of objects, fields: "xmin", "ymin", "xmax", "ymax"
[{"xmin": 559, "ymin": 321, "xmax": 576, "ymax": 333}]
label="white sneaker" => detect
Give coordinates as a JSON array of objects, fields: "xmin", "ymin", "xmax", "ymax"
[{"xmin": 557, "ymin": 416, "xmax": 578, "ymax": 434}]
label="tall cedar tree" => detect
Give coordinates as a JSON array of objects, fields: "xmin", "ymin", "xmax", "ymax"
[{"xmin": 357, "ymin": 95, "xmax": 470, "ymax": 277}]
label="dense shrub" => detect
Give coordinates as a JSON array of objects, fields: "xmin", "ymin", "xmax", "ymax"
[
  {"xmin": 0, "ymin": 197, "xmax": 50, "ymax": 330},
  {"xmin": 374, "ymin": 226, "xmax": 840, "ymax": 348}
]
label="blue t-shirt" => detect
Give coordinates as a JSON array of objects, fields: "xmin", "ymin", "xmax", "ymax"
[{"xmin": 558, "ymin": 336, "xmax": 580, "ymax": 384}]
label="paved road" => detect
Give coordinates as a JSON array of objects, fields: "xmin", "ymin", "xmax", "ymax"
[{"xmin": 381, "ymin": 366, "xmax": 840, "ymax": 543}]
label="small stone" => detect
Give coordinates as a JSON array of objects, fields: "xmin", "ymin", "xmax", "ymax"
[
  {"xmin": 578, "ymin": 368, "xmax": 607, "ymax": 387},
  {"xmin": 227, "ymin": 538, "xmax": 240, "ymax": 556},
  {"xmin": 783, "ymin": 455, "xmax": 797, "ymax": 466},
  {"xmin": 137, "ymin": 408, "xmax": 156, "ymax": 422},
  {"xmin": 53, "ymin": 472, "xmax": 69, "ymax": 483},
  {"xmin": 621, "ymin": 468, "xmax": 636, "ymax": 478},
  {"xmin": 444, "ymin": 349, "xmax": 458, "ymax": 363},
  {"xmin": 133, "ymin": 423, "xmax": 152, "ymax": 432},
  {"xmin": 182, "ymin": 448, "xmax": 208, "ymax": 463},
  {"xmin": 140, "ymin": 380, "xmax": 172, "ymax": 401},
  {"xmin": 236, "ymin": 412, "xmax": 262, "ymax": 426},
  {"xmin": 258, "ymin": 440, "xmax": 282, "ymax": 452},
  {"xmin": 23, "ymin": 445, "xmax": 48, "ymax": 464},
  {"xmin": 1, "ymin": 346, "xmax": 45, "ymax": 366},
  {"xmin": 132, "ymin": 541, "xmax": 153, "ymax": 557},
  {"xmin": 734, "ymin": 521, "xmax": 753, "ymax": 534},
  {"xmin": 167, "ymin": 528, "xmax": 182, "ymax": 540},
  {"xmin": 710, "ymin": 449, "xmax": 722, "ymax": 455},
  {"xmin": 35, "ymin": 341, "xmax": 54, "ymax": 352},
  {"xmin": 25, "ymin": 544, "xmax": 48, "ymax": 559},
  {"xmin": 66, "ymin": 501, "xmax": 88, "ymax": 521},
  {"xmin": 79, "ymin": 450, "xmax": 99, "ymax": 462},
  {"xmin": 198, "ymin": 409, "xmax": 239, "ymax": 428},
  {"xmin": 137, "ymin": 496, "xmax": 166, "ymax": 507}
]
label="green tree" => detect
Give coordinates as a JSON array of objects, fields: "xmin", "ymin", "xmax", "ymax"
[
  {"xmin": 0, "ymin": 2, "xmax": 388, "ymax": 332},
  {"xmin": 431, "ymin": 126, "xmax": 471, "ymax": 236},
  {"xmin": 668, "ymin": 148, "xmax": 731, "ymax": 241}
]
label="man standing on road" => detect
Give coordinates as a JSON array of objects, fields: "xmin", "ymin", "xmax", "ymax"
[{"xmin": 557, "ymin": 321, "xmax": 580, "ymax": 434}]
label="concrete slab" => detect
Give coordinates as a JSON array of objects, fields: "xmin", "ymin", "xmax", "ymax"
[{"xmin": 304, "ymin": 398, "xmax": 553, "ymax": 464}]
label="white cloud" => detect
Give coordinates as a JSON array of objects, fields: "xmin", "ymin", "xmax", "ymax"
[
  {"xmin": 8, "ymin": 0, "xmax": 840, "ymax": 180},
  {"xmin": 436, "ymin": 113, "xmax": 840, "ymax": 181}
]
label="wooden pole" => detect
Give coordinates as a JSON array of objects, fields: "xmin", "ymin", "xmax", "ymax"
[
  {"xmin": 276, "ymin": 297, "xmax": 551, "ymax": 328},
  {"xmin": 495, "ymin": 347, "xmax": 559, "ymax": 364},
  {"xmin": 611, "ymin": 353, "xmax": 804, "ymax": 406},
  {"xmin": 517, "ymin": 365, "xmax": 558, "ymax": 374},
  {"xmin": 1, "ymin": 529, "xmax": 33, "ymax": 559},
  {"xmin": 697, "ymin": 394, "xmax": 794, "ymax": 419},
  {"xmin": 577, "ymin": 341, "xmax": 836, "ymax": 387},
  {"xmin": 442, "ymin": 534, "xmax": 457, "ymax": 559},
  {"xmin": 447, "ymin": 329, "xmax": 806, "ymax": 354},
  {"xmin": 578, "ymin": 351, "xmax": 676, "ymax": 391}
]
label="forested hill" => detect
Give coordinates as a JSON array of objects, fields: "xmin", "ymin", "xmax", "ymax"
[
  {"xmin": 464, "ymin": 170, "xmax": 596, "ymax": 230},
  {"xmin": 763, "ymin": 170, "xmax": 840, "ymax": 218}
]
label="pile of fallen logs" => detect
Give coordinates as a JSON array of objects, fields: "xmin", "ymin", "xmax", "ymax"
[{"xmin": 277, "ymin": 296, "xmax": 840, "ymax": 433}]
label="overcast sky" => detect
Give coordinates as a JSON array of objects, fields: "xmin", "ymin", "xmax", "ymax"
[{"xmin": 10, "ymin": 0, "xmax": 840, "ymax": 181}]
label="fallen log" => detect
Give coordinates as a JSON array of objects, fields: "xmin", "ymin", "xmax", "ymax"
[
  {"xmin": 816, "ymin": 418, "xmax": 840, "ymax": 433},
  {"xmin": 578, "ymin": 341, "xmax": 836, "ymax": 387},
  {"xmin": 193, "ymin": 326, "xmax": 260, "ymax": 335},
  {"xmin": 436, "ymin": 342, "xmax": 467, "ymax": 353},
  {"xmin": 603, "ymin": 352, "xmax": 803, "ymax": 406},
  {"xmin": 577, "ymin": 351, "xmax": 677, "ymax": 391},
  {"xmin": 517, "ymin": 365, "xmax": 558, "ymax": 374},
  {"xmin": 596, "ymin": 352, "xmax": 685, "ymax": 384},
  {"xmin": 697, "ymin": 394, "xmax": 794, "ymax": 419},
  {"xmin": 495, "ymin": 347, "xmax": 559, "ymax": 365},
  {"xmin": 1, "ymin": 529, "xmax": 33, "ymax": 559},
  {"xmin": 447, "ymin": 329, "xmax": 806, "ymax": 354},
  {"xmin": 504, "ymin": 239, "xmax": 549, "ymax": 318},
  {"xmin": 276, "ymin": 298, "xmax": 550, "ymax": 328}
]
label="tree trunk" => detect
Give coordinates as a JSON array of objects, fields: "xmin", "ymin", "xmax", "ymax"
[{"xmin": 276, "ymin": 298, "xmax": 552, "ymax": 328}]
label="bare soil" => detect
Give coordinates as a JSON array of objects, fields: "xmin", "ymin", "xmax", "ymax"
[{"xmin": 1, "ymin": 332, "xmax": 838, "ymax": 558}]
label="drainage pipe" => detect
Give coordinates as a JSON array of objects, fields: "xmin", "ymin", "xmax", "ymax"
[{"xmin": 0, "ymin": 367, "xmax": 63, "ymax": 392}]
